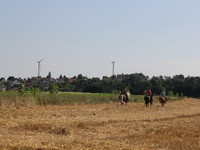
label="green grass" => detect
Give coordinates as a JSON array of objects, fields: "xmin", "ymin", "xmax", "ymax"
[{"xmin": 0, "ymin": 91, "xmax": 183, "ymax": 107}]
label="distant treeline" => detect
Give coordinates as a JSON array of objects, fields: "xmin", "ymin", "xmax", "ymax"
[
  {"xmin": 1, "ymin": 73, "xmax": 200, "ymax": 98},
  {"xmin": 66, "ymin": 74, "xmax": 199, "ymax": 98}
]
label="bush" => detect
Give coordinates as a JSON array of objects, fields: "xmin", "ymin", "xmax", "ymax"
[{"xmin": 49, "ymin": 83, "xmax": 59, "ymax": 95}]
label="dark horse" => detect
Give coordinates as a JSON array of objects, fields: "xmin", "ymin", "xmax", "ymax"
[
  {"xmin": 159, "ymin": 97, "xmax": 168, "ymax": 107},
  {"xmin": 144, "ymin": 95, "xmax": 153, "ymax": 107}
]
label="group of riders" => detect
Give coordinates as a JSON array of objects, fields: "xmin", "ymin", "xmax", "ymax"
[{"xmin": 119, "ymin": 86, "xmax": 168, "ymax": 105}]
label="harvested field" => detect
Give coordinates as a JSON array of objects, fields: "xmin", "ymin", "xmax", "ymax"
[{"xmin": 0, "ymin": 98, "xmax": 200, "ymax": 150}]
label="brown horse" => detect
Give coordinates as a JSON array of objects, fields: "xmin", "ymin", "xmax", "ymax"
[{"xmin": 159, "ymin": 97, "xmax": 168, "ymax": 107}]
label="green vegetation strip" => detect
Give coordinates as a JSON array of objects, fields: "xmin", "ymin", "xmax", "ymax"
[{"xmin": 0, "ymin": 91, "xmax": 183, "ymax": 107}]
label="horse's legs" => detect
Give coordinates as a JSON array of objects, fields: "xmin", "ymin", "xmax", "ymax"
[
  {"xmin": 146, "ymin": 97, "xmax": 151, "ymax": 107},
  {"xmin": 150, "ymin": 97, "xmax": 153, "ymax": 106},
  {"xmin": 160, "ymin": 97, "xmax": 166, "ymax": 107},
  {"xmin": 145, "ymin": 100, "xmax": 149, "ymax": 107},
  {"xmin": 145, "ymin": 102, "xmax": 149, "ymax": 107},
  {"xmin": 150, "ymin": 101, "xmax": 153, "ymax": 107}
]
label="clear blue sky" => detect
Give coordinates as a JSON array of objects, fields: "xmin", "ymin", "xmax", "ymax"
[{"xmin": 1, "ymin": 0, "xmax": 200, "ymax": 79}]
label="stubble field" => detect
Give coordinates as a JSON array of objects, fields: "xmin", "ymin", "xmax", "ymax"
[{"xmin": 0, "ymin": 98, "xmax": 200, "ymax": 150}]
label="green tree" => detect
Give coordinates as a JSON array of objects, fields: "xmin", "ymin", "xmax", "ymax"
[
  {"xmin": 18, "ymin": 81, "xmax": 26, "ymax": 95},
  {"xmin": 49, "ymin": 83, "xmax": 59, "ymax": 94},
  {"xmin": 30, "ymin": 87, "xmax": 40, "ymax": 96},
  {"xmin": 46, "ymin": 72, "xmax": 52, "ymax": 79}
]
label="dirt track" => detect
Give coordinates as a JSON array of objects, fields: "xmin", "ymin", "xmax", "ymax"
[{"xmin": 0, "ymin": 98, "xmax": 200, "ymax": 150}]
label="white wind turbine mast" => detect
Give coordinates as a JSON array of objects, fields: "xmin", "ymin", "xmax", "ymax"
[
  {"xmin": 111, "ymin": 57, "xmax": 116, "ymax": 76},
  {"xmin": 37, "ymin": 58, "xmax": 44, "ymax": 77}
]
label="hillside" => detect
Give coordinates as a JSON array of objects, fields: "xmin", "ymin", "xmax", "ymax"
[{"xmin": 0, "ymin": 98, "xmax": 200, "ymax": 149}]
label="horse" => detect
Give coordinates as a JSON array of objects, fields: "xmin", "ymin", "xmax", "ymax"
[
  {"xmin": 119, "ymin": 91, "xmax": 130, "ymax": 105},
  {"xmin": 144, "ymin": 95, "xmax": 153, "ymax": 107},
  {"xmin": 159, "ymin": 97, "xmax": 168, "ymax": 107}
]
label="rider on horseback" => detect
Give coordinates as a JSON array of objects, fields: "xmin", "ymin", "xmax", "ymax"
[
  {"xmin": 160, "ymin": 90, "xmax": 167, "ymax": 100},
  {"xmin": 145, "ymin": 88, "xmax": 153, "ymax": 100},
  {"xmin": 119, "ymin": 86, "xmax": 129, "ymax": 101},
  {"xmin": 144, "ymin": 88, "xmax": 153, "ymax": 106}
]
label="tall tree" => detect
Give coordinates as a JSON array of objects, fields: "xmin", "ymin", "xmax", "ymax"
[{"xmin": 46, "ymin": 72, "xmax": 52, "ymax": 79}]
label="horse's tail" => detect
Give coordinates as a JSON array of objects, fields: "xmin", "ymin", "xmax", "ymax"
[{"xmin": 127, "ymin": 91, "xmax": 131, "ymax": 99}]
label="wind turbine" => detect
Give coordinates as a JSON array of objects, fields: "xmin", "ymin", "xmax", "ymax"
[
  {"xmin": 37, "ymin": 58, "xmax": 44, "ymax": 77},
  {"xmin": 111, "ymin": 57, "xmax": 116, "ymax": 76}
]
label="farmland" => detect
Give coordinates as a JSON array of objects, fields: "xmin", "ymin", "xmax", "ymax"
[{"xmin": 0, "ymin": 93, "xmax": 199, "ymax": 149}]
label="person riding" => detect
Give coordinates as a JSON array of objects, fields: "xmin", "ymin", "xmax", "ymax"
[
  {"xmin": 160, "ymin": 90, "xmax": 167, "ymax": 100},
  {"xmin": 120, "ymin": 86, "xmax": 129, "ymax": 101},
  {"xmin": 146, "ymin": 88, "xmax": 152, "ymax": 96},
  {"xmin": 145, "ymin": 88, "xmax": 153, "ymax": 100}
]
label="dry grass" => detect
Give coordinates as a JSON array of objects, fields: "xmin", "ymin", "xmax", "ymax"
[{"xmin": 0, "ymin": 98, "xmax": 200, "ymax": 150}]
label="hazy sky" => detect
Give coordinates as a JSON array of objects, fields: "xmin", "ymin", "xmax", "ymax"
[{"xmin": 1, "ymin": 0, "xmax": 200, "ymax": 79}]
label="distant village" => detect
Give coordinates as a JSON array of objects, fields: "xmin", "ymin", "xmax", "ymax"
[
  {"xmin": 0, "ymin": 72, "xmax": 110, "ymax": 92},
  {"xmin": 0, "ymin": 72, "xmax": 82, "ymax": 91}
]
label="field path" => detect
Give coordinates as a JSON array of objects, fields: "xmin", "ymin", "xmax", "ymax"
[{"xmin": 0, "ymin": 98, "xmax": 200, "ymax": 150}]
